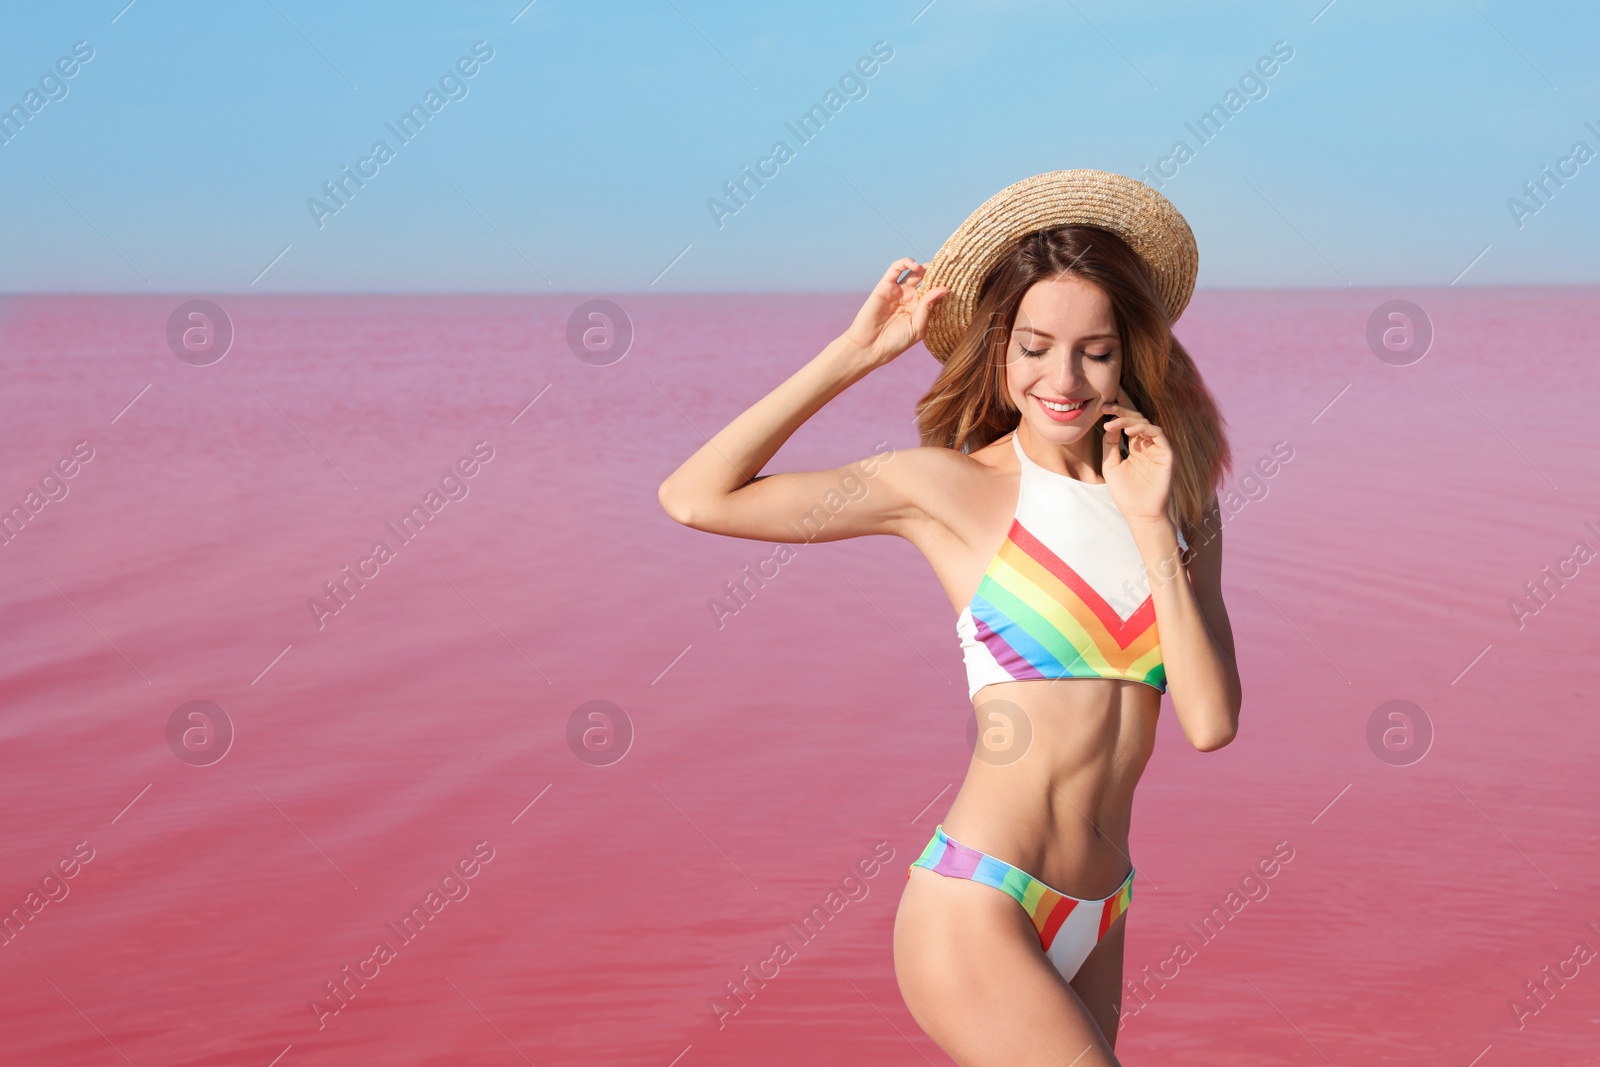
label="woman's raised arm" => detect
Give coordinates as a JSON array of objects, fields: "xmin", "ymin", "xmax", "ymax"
[{"xmin": 657, "ymin": 258, "xmax": 948, "ymax": 543}]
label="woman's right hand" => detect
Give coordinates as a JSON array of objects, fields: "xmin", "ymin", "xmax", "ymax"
[{"xmin": 840, "ymin": 257, "xmax": 949, "ymax": 369}]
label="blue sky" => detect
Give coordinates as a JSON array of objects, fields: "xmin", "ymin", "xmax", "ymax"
[{"xmin": 1, "ymin": 0, "xmax": 1596, "ymax": 292}]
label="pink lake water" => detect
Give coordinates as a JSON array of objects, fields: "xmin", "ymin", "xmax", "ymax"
[{"xmin": 1, "ymin": 289, "xmax": 1597, "ymax": 1066}]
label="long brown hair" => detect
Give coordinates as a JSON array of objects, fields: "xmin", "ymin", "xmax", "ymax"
[{"xmin": 915, "ymin": 225, "xmax": 1232, "ymax": 549}]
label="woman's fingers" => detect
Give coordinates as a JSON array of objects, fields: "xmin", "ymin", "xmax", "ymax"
[
  {"xmin": 882, "ymin": 258, "xmax": 923, "ymax": 286},
  {"xmin": 850, "ymin": 258, "xmax": 936, "ymax": 357},
  {"xmin": 1104, "ymin": 417, "xmax": 1163, "ymax": 437},
  {"xmin": 909, "ymin": 285, "xmax": 950, "ymax": 337},
  {"xmin": 1104, "ymin": 415, "xmax": 1167, "ymax": 458},
  {"xmin": 1112, "ymin": 423, "xmax": 1169, "ymax": 458},
  {"xmin": 868, "ymin": 260, "xmax": 926, "ymax": 311}
]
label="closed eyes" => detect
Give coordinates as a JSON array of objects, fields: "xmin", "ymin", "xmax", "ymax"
[{"xmin": 1017, "ymin": 344, "xmax": 1115, "ymax": 362}]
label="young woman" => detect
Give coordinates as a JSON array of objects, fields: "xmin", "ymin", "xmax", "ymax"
[{"xmin": 659, "ymin": 170, "xmax": 1240, "ymax": 1066}]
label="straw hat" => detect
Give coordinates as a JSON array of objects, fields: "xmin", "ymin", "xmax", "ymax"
[{"xmin": 920, "ymin": 169, "xmax": 1198, "ymax": 362}]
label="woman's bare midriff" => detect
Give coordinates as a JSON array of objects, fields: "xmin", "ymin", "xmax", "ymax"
[
  {"xmin": 940, "ymin": 675, "xmax": 1160, "ymax": 900},
  {"xmin": 898, "ymin": 440, "xmax": 1161, "ymax": 900}
]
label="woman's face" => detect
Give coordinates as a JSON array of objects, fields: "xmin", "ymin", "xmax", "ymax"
[{"xmin": 1003, "ymin": 273, "xmax": 1122, "ymax": 446}]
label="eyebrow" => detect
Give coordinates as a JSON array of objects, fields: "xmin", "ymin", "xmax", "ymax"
[{"xmin": 1013, "ymin": 326, "xmax": 1118, "ymax": 342}]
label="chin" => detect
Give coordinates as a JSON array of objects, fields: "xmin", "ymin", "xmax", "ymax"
[{"xmin": 1019, "ymin": 409, "xmax": 1092, "ymax": 441}]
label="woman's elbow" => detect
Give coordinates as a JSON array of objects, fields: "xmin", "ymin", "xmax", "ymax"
[
  {"xmin": 1183, "ymin": 699, "xmax": 1240, "ymax": 752},
  {"xmin": 657, "ymin": 480, "xmax": 698, "ymax": 528},
  {"xmin": 1189, "ymin": 721, "xmax": 1237, "ymax": 752}
]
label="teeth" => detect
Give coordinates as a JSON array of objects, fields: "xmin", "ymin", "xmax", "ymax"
[{"xmin": 1039, "ymin": 398, "xmax": 1086, "ymax": 412}]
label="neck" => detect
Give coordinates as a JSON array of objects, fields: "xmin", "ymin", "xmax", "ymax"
[{"xmin": 1016, "ymin": 420, "xmax": 1104, "ymax": 482}]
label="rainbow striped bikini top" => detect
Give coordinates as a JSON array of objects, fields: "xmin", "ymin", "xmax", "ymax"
[{"xmin": 955, "ymin": 431, "xmax": 1187, "ymax": 701}]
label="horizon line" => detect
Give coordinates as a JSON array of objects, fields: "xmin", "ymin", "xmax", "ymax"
[{"xmin": 3, "ymin": 281, "xmax": 1596, "ymax": 297}]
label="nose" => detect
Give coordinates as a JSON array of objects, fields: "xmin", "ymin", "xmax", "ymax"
[{"xmin": 1047, "ymin": 352, "xmax": 1083, "ymax": 395}]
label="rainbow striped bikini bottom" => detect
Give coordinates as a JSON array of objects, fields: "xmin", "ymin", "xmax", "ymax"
[{"xmin": 909, "ymin": 824, "xmax": 1134, "ymax": 983}]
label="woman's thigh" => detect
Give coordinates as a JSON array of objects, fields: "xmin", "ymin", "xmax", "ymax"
[
  {"xmin": 893, "ymin": 867, "xmax": 1123, "ymax": 1066},
  {"xmin": 1069, "ymin": 910, "xmax": 1128, "ymax": 1044}
]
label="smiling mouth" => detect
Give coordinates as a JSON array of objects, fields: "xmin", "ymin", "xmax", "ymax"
[{"xmin": 1035, "ymin": 396, "xmax": 1091, "ymax": 412}]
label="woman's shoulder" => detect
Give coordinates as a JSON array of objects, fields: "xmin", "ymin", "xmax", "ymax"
[
  {"xmin": 872, "ymin": 435, "xmax": 1015, "ymax": 486},
  {"xmin": 870, "ymin": 435, "xmax": 1017, "ymax": 556},
  {"xmin": 866, "ymin": 436, "xmax": 1018, "ymax": 545}
]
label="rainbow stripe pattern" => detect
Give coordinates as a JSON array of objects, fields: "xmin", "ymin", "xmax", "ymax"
[
  {"xmin": 909, "ymin": 825, "xmax": 1134, "ymax": 981},
  {"xmin": 967, "ymin": 516, "xmax": 1167, "ymax": 692},
  {"xmin": 955, "ymin": 431, "xmax": 1186, "ymax": 700}
]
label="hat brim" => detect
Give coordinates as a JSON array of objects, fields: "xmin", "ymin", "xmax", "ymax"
[{"xmin": 920, "ymin": 169, "xmax": 1198, "ymax": 363}]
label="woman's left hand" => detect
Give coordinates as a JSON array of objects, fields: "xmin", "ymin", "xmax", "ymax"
[{"xmin": 1100, "ymin": 389, "xmax": 1173, "ymax": 526}]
